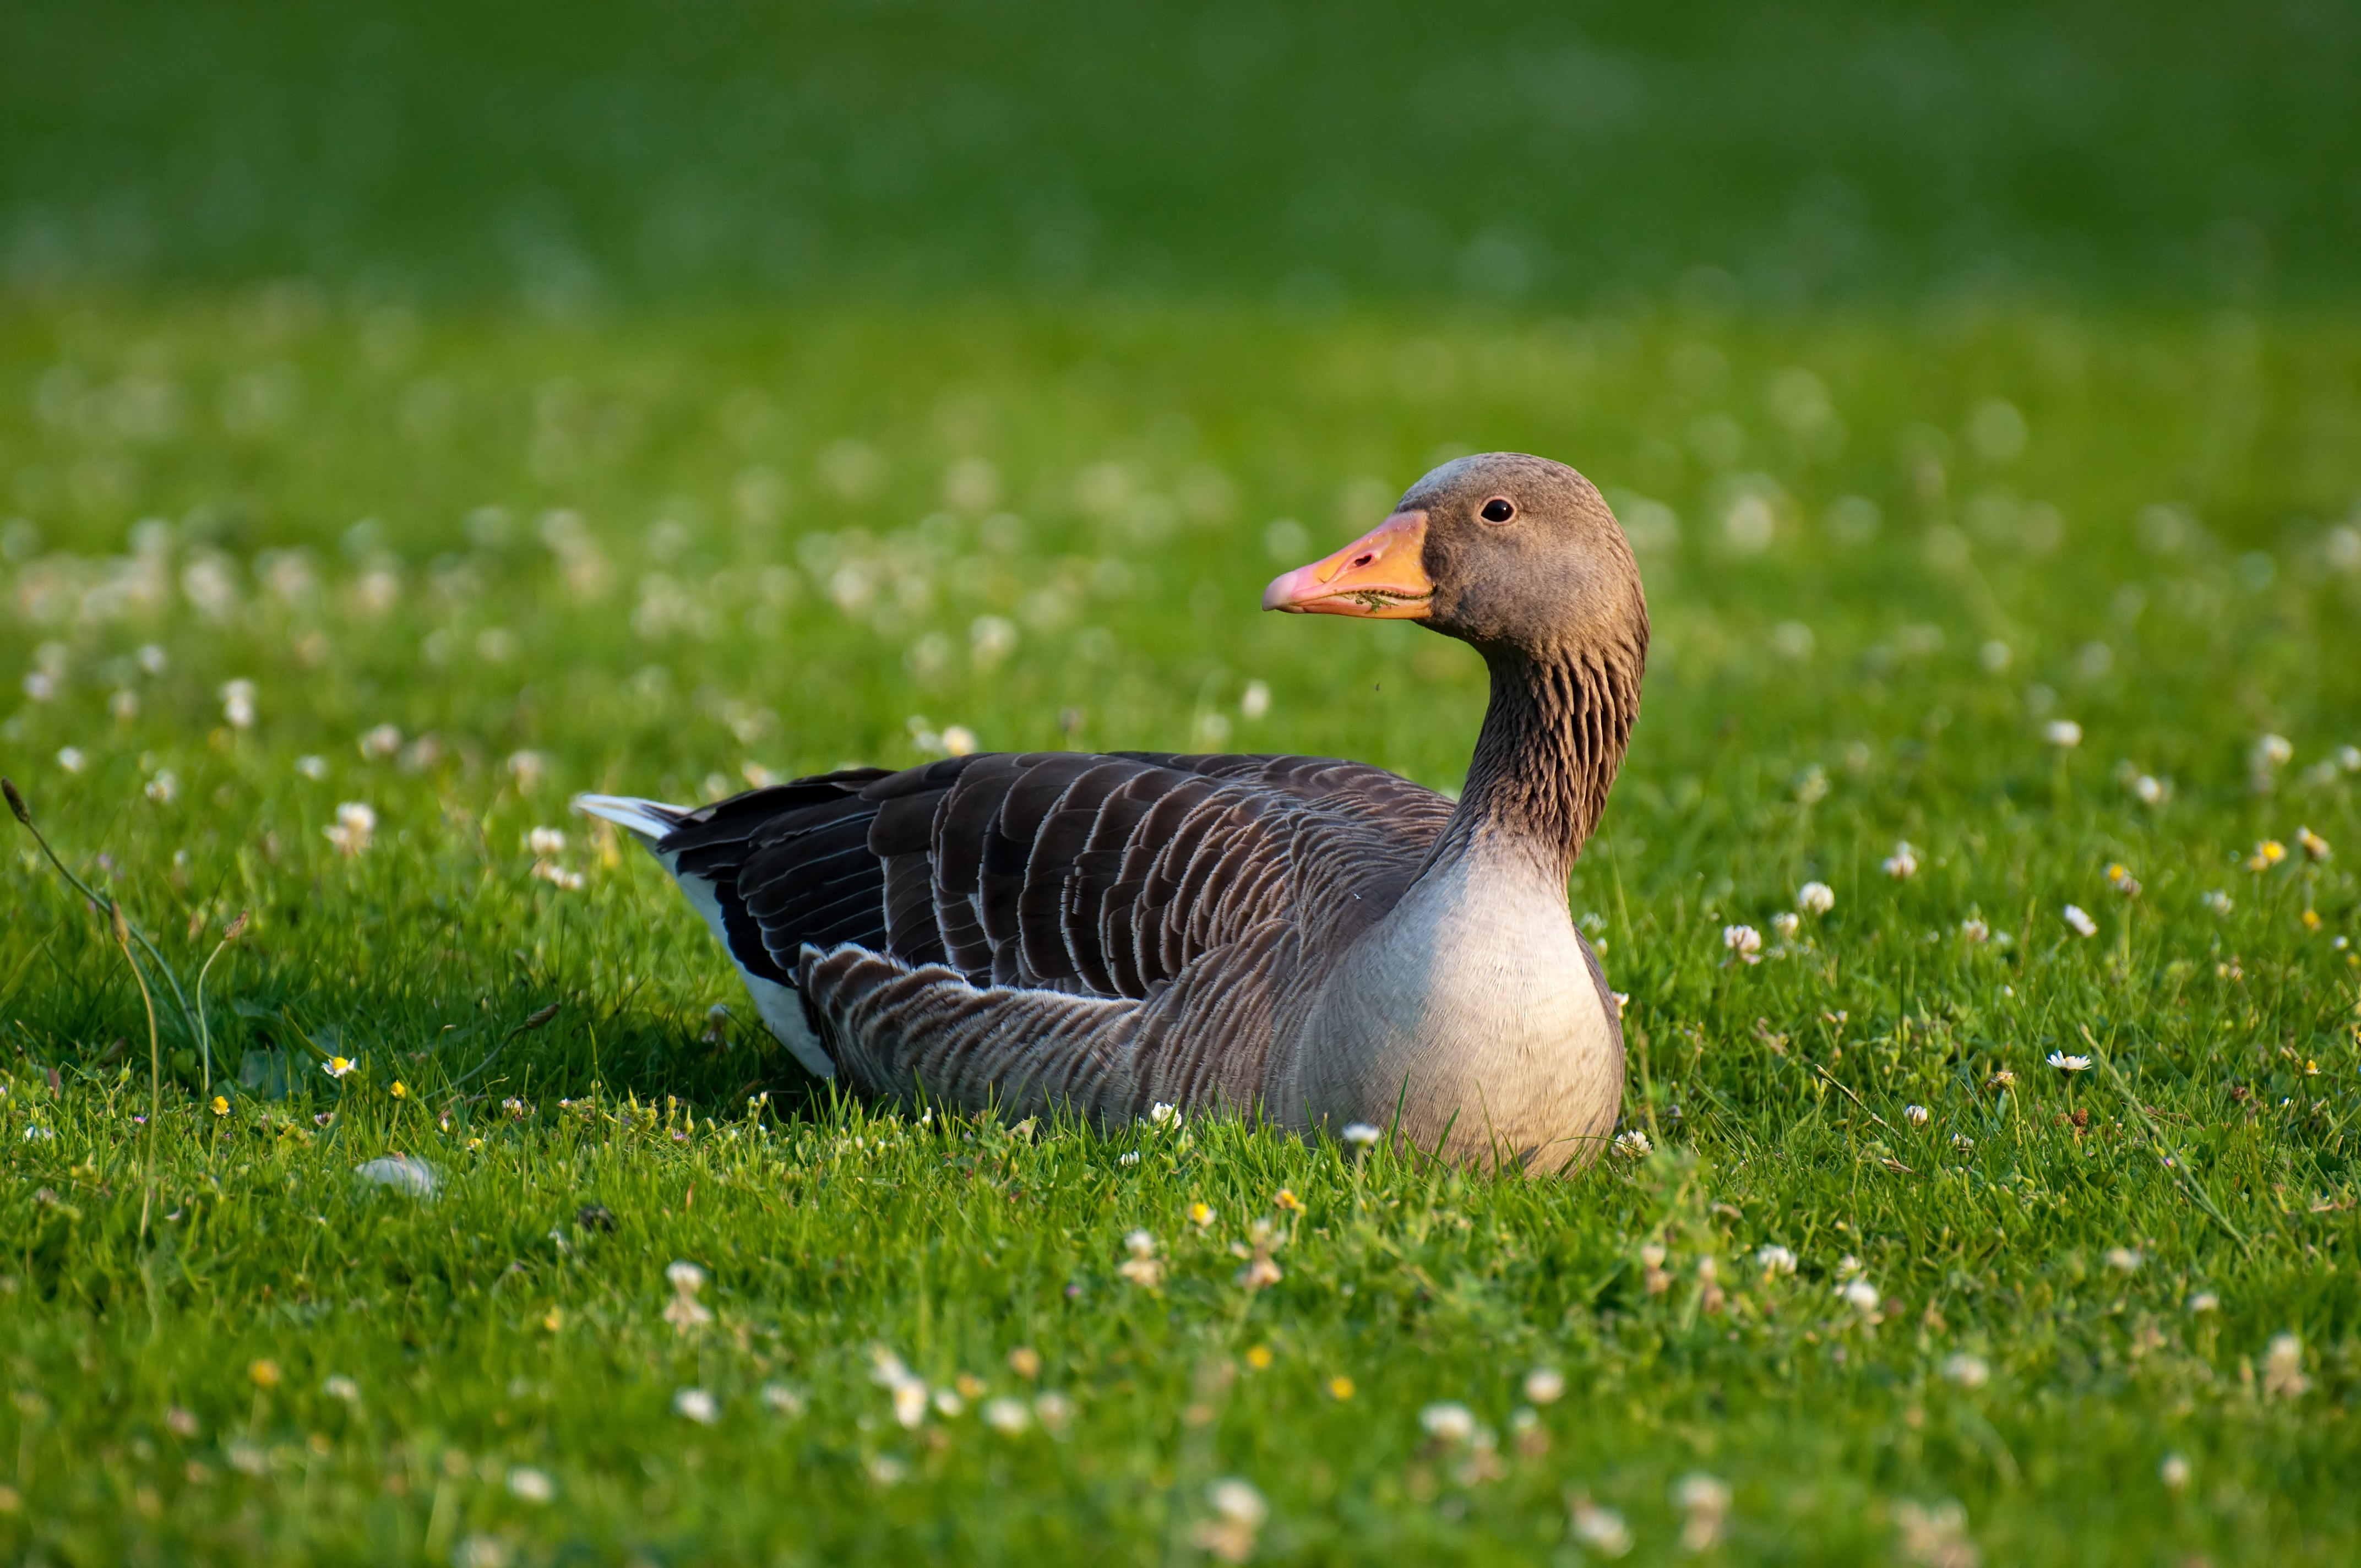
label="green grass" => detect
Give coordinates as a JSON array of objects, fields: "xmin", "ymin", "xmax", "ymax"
[
  {"xmin": 6, "ymin": 0, "xmax": 2360, "ymax": 304},
  {"xmin": 2, "ymin": 290, "xmax": 2360, "ymax": 1563}
]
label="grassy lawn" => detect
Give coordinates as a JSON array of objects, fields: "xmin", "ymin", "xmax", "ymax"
[{"xmin": 2, "ymin": 292, "xmax": 2359, "ymax": 1562}]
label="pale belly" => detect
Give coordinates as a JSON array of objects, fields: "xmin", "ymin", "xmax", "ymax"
[{"xmin": 1285, "ymin": 850, "xmax": 1624, "ymax": 1171}]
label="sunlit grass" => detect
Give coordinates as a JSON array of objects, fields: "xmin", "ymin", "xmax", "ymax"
[{"xmin": 2, "ymin": 291, "xmax": 2359, "ymax": 1562}]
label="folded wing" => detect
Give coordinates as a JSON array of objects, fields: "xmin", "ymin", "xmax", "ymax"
[{"xmin": 653, "ymin": 752, "xmax": 1453, "ymax": 1009}]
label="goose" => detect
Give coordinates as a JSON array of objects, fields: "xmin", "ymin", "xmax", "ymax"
[{"xmin": 576, "ymin": 451, "xmax": 1646, "ymax": 1169}]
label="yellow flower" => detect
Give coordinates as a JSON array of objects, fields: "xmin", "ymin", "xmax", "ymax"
[
  {"xmin": 390, "ymin": 1081, "xmax": 407, "ymax": 1099},
  {"xmin": 322, "ymin": 1055, "xmax": 354, "ymax": 1080},
  {"xmin": 1244, "ymin": 1345, "xmax": 1274, "ymax": 1370},
  {"xmin": 249, "ymin": 1359, "xmax": 281, "ymax": 1389},
  {"xmin": 210, "ymin": 1096, "xmax": 230, "ymax": 1117},
  {"xmin": 2300, "ymin": 909, "xmax": 2322, "ymax": 932},
  {"xmin": 1329, "ymin": 1376, "xmax": 1355, "ymax": 1401},
  {"xmin": 2247, "ymin": 840, "xmax": 2287, "ymax": 872},
  {"xmin": 1272, "ymin": 1188, "xmax": 1303, "ymax": 1213},
  {"xmin": 1188, "ymin": 1201, "xmax": 1215, "ymax": 1229},
  {"xmin": 542, "ymin": 1306, "xmax": 563, "ymax": 1332}
]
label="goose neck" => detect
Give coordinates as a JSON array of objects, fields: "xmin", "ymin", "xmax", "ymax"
[{"xmin": 1439, "ymin": 642, "xmax": 1640, "ymax": 883}]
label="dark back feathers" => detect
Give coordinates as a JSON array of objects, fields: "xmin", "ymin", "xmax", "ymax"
[{"xmin": 657, "ymin": 752, "xmax": 1456, "ymax": 1002}]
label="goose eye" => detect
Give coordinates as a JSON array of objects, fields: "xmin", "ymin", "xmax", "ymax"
[{"xmin": 1479, "ymin": 497, "xmax": 1515, "ymax": 524}]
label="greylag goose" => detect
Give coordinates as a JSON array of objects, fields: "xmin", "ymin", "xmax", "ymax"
[{"xmin": 576, "ymin": 452, "xmax": 1646, "ymax": 1169}]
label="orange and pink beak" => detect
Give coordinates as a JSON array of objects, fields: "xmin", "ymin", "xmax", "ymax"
[{"xmin": 1261, "ymin": 511, "xmax": 1433, "ymax": 618}]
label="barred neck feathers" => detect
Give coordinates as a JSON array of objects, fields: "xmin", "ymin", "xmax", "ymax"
[{"xmin": 1450, "ymin": 628, "xmax": 1647, "ymax": 883}]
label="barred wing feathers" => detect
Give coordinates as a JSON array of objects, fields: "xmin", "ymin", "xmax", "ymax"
[{"xmin": 650, "ymin": 751, "xmax": 1455, "ymax": 1118}]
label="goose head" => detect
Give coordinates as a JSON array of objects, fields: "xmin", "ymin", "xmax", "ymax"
[{"xmin": 1261, "ymin": 452, "xmax": 1642, "ymax": 663}]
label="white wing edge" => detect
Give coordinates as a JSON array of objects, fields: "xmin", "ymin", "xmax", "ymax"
[{"xmin": 571, "ymin": 792, "xmax": 689, "ymax": 848}]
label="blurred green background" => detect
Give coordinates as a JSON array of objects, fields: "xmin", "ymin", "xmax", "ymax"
[
  {"xmin": 6, "ymin": 8, "xmax": 2361, "ymax": 1563},
  {"xmin": 4, "ymin": 0, "xmax": 2356, "ymax": 308}
]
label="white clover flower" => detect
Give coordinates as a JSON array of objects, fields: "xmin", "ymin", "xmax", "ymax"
[
  {"xmin": 2132, "ymin": 774, "xmax": 2166, "ymax": 805},
  {"xmin": 527, "ymin": 826, "xmax": 568, "ymax": 857},
  {"xmin": 2061, "ymin": 903, "xmax": 2097, "ymax": 937},
  {"xmin": 295, "ymin": 754, "xmax": 328, "ymax": 780},
  {"xmin": 673, "ymin": 1387, "xmax": 719, "ymax": 1425},
  {"xmin": 1675, "ymin": 1474, "xmax": 1732, "ymax": 1551},
  {"xmin": 1943, "ymin": 1353, "xmax": 1989, "ymax": 1389},
  {"xmin": 2045, "ymin": 719, "xmax": 2083, "ymax": 748},
  {"xmin": 666, "ymin": 1260, "xmax": 706, "ymax": 1292},
  {"xmin": 1841, "ymin": 1278, "xmax": 1880, "ymax": 1314},
  {"xmin": 1523, "ymin": 1367, "xmax": 1566, "ymax": 1405},
  {"xmin": 1756, "ymin": 1244, "xmax": 1797, "ymax": 1277},
  {"xmin": 1772, "ymin": 911, "xmax": 1800, "ymax": 941},
  {"xmin": 1797, "ymin": 880, "xmax": 1835, "ymax": 915},
  {"xmin": 1193, "ymin": 1478, "xmax": 1269, "ymax": 1562},
  {"xmin": 357, "ymin": 723, "xmax": 402, "ymax": 760},
  {"xmin": 1207, "ymin": 1477, "xmax": 1266, "ymax": 1526},
  {"xmin": 1570, "ymin": 1498, "xmax": 1634, "ymax": 1556},
  {"xmin": 1032, "ymin": 1391, "xmax": 1074, "ymax": 1434},
  {"xmin": 2201, "ymin": 889, "xmax": 2233, "ymax": 916},
  {"xmin": 2160, "ymin": 1453, "xmax": 2191, "ymax": 1490},
  {"xmin": 2253, "ymin": 733, "xmax": 2293, "ymax": 769},
  {"xmin": 145, "ymin": 770, "xmax": 179, "ymax": 804},
  {"xmin": 1904, "ymin": 1104, "xmax": 1929, "ymax": 1127},
  {"xmin": 1147, "ymin": 1102, "xmax": 1179, "ymax": 1130},
  {"xmin": 760, "ymin": 1382, "xmax": 805, "ymax": 1417},
  {"xmin": 323, "ymin": 1375, "xmax": 361, "ymax": 1403},
  {"xmin": 1723, "ymin": 924, "xmax": 1762, "ymax": 963},
  {"xmin": 869, "ymin": 1345, "xmax": 929, "ymax": 1428},
  {"xmin": 1340, "ymin": 1122, "xmax": 1381, "ymax": 1148},
  {"xmin": 942, "ymin": 725, "xmax": 978, "ymax": 757},
  {"xmin": 2105, "ymin": 1247, "xmax": 2142, "ymax": 1273},
  {"xmin": 2264, "ymin": 1333, "xmax": 2310, "ymax": 1399},
  {"xmin": 56, "ymin": 747, "xmax": 85, "ymax": 774},
  {"xmin": 507, "ymin": 1466, "xmax": 556, "ymax": 1503},
  {"xmin": 2188, "ymin": 1292, "xmax": 2219, "ymax": 1314},
  {"xmin": 982, "ymin": 1397, "xmax": 1030, "ymax": 1434},
  {"xmin": 1419, "ymin": 1402, "xmax": 1476, "ymax": 1444},
  {"xmin": 1952, "ymin": 1134, "xmax": 1976, "ymax": 1151},
  {"xmin": 1117, "ymin": 1150, "xmax": 1141, "ymax": 1167},
  {"xmin": 1612, "ymin": 1129, "xmax": 1652, "ymax": 1159},
  {"xmin": 324, "ymin": 801, "xmax": 377, "ymax": 856},
  {"xmin": 1881, "ymin": 841, "xmax": 1918, "ymax": 879},
  {"xmin": 220, "ymin": 679, "xmax": 257, "ymax": 729},
  {"xmin": 2047, "ymin": 1051, "xmax": 2093, "ymax": 1072},
  {"xmin": 1960, "ymin": 918, "xmax": 1990, "ymax": 943}
]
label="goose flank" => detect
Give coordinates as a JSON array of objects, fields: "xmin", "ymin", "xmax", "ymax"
[{"xmin": 577, "ymin": 451, "xmax": 1647, "ymax": 1170}]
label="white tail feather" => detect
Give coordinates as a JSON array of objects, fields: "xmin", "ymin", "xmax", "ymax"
[{"xmin": 571, "ymin": 792, "xmax": 688, "ymax": 847}]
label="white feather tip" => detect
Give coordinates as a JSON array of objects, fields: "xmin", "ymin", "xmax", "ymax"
[{"xmin": 571, "ymin": 793, "xmax": 688, "ymax": 847}]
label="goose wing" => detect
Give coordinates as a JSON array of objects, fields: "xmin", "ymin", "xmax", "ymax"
[{"xmin": 652, "ymin": 751, "xmax": 1452, "ymax": 1008}]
